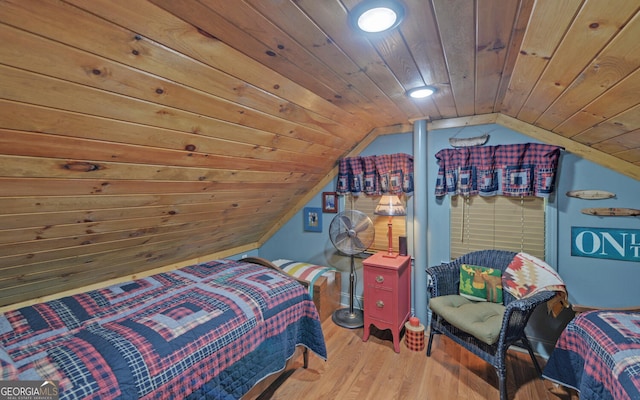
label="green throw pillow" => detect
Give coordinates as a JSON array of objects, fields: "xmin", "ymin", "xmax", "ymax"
[{"xmin": 459, "ymin": 264, "xmax": 503, "ymax": 303}]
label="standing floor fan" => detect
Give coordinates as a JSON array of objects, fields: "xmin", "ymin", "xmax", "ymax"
[{"xmin": 329, "ymin": 210, "xmax": 375, "ymax": 329}]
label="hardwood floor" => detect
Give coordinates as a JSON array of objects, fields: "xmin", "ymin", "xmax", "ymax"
[{"xmin": 270, "ymin": 318, "xmax": 579, "ymax": 400}]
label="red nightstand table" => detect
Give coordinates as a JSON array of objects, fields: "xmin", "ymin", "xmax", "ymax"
[{"xmin": 362, "ymin": 252, "xmax": 411, "ymax": 353}]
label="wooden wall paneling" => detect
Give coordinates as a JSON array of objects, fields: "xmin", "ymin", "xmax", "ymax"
[
  {"xmin": 194, "ymin": 0, "xmax": 387, "ymax": 122},
  {"xmin": 616, "ymin": 148, "xmax": 640, "ymax": 164},
  {"xmin": 150, "ymin": 0, "xmax": 369, "ymax": 118},
  {"xmin": 0, "ymin": 190, "xmax": 286, "ymax": 215},
  {"xmin": 0, "ymin": 128, "xmax": 324, "ymax": 175},
  {"xmin": 369, "ymin": 29, "xmax": 441, "ymax": 119},
  {"xmin": 0, "ymin": 211, "xmax": 281, "ymax": 269},
  {"xmin": 0, "ymin": 210, "xmax": 274, "ymax": 270},
  {"xmin": 0, "ymin": 201, "xmax": 284, "ymax": 251},
  {"xmin": 492, "ymin": 0, "xmax": 535, "ymax": 112},
  {"xmin": 246, "ymin": 0, "xmax": 408, "ymax": 124},
  {"xmin": 0, "ymin": 178, "xmax": 307, "ymax": 197},
  {"xmin": 0, "ymin": 21, "xmax": 347, "ymax": 152},
  {"xmin": 0, "ymin": 213, "xmax": 275, "ymax": 277},
  {"xmin": 402, "ymin": 0, "xmax": 456, "ymax": 118},
  {"xmin": 594, "ymin": 132, "xmax": 640, "ymax": 159},
  {"xmin": 0, "ymin": 102, "xmax": 341, "ymax": 164},
  {"xmin": 340, "ymin": 0, "xmax": 441, "ymax": 118},
  {"xmin": 297, "ymin": 0, "xmax": 422, "ymax": 119},
  {"xmin": 0, "ymin": 202, "xmax": 282, "ymax": 260},
  {"xmin": 1, "ymin": 0, "xmax": 365, "ymax": 141},
  {"xmin": 134, "ymin": 0, "xmax": 373, "ymax": 133},
  {"xmin": 554, "ymin": 69, "xmax": 640, "ymax": 137},
  {"xmin": 475, "ymin": 0, "xmax": 519, "ymax": 115},
  {"xmin": 0, "ymin": 222, "xmax": 193, "ymax": 258},
  {"xmin": 0, "ymin": 153, "xmax": 318, "ymax": 184},
  {"xmin": 500, "ymin": 0, "xmax": 583, "ymax": 117},
  {"xmin": 0, "ymin": 68, "xmax": 338, "ymax": 167},
  {"xmin": 432, "ymin": 0, "xmax": 476, "ymax": 116},
  {"xmin": 536, "ymin": 10, "xmax": 640, "ymax": 131},
  {"xmin": 516, "ymin": 0, "xmax": 638, "ymax": 124},
  {"xmin": 574, "ymin": 104, "xmax": 640, "ymax": 146},
  {"xmin": 0, "ymin": 226, "xmax": 270, "ymax": 307},
  {"xmin": 0, "ymin": 195, "xmax": 288, "ymax": 232}
]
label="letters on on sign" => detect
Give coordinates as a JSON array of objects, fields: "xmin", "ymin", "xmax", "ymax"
[{"xmin": 571, "ymin": 226, "xmax": 640, "ymax": 262}]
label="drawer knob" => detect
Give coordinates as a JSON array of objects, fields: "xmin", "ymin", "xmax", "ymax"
[
  {"xmin": 376, "ymin": 300, "xmax": 384, "ymax": 308},
  {"xmin": 375, "ymin": 275, "xmax": 384, "ymax": 283}
]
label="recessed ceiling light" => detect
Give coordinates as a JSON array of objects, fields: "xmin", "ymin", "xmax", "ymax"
[
  {"xmin": 350, "ymin": 0, "xmax": 405, "ymax": 33},
  {"xmin": 407, "ymin": 86, "xmax": 437, "ymax": 99}
]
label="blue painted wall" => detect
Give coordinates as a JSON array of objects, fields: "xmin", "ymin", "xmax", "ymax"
[
  {"xmin": 555, "ymin": 154, "xmax": 640, "ymax": 306},
  {"xmin": 260, "ymin": 123, "xmax": 640, "ymax": 355}
]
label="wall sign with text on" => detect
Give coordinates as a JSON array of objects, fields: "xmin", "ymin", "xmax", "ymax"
[{"xmin": 571, "ymin": 226, "xmax": 640, "ymax": 262}]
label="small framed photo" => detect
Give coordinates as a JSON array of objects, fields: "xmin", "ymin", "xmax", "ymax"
[
  {"xmin": 322, "ymin": 192, "xmax": 338, "ymax": 213},
  {"xmin": 303, "ymin": 207, "xmax": 322, "ymax": 232}
]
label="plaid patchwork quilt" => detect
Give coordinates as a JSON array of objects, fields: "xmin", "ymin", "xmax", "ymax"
[
  {"xmin": 0, "ymin": 259, "xmax": 327, "ymax": 399},
  {"xmin": 543, "ymin": 311, "xmax": 640, "ymax": 400}
]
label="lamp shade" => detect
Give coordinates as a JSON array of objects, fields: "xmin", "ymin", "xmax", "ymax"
[{"xmin": 374, "ymin": 195, "xmax": 406, "ymax": 216}]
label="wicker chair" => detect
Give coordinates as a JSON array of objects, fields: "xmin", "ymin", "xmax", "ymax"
[{"xmin": 426, "ymin": 250, "xmax": 556, "ymax": 400}]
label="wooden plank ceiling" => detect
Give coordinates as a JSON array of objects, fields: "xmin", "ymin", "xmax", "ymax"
[{"xmin": 0, "ymin": 0, "xmax": 639, "ymax": 307}]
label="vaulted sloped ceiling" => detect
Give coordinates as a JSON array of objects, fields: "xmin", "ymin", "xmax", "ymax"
[{"xmin": 0, "ymin": 0, "xmax": 639, "ymax": 307}]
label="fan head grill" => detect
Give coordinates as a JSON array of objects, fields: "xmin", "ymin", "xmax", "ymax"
[{"xmin": 329, "ymin": 210, "xmax": 374, "ymax": 255}]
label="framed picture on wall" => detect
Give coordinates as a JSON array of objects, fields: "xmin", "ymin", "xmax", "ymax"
[
  {"xmin": 303, "ymin": 207, "xmax": 322, "ymax": 232},
  {"xmin": 322, "ymin": 192, "xmax": 338, "ymax": 213}
]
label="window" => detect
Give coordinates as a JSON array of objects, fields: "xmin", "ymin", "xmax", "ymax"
[
  {"xmin": 344, "ymin": 195, "xmax": 407, "ymax": 253},
  {"xmin": 450, "ymin": 195, "xmax": 545, "ymax": 259}
]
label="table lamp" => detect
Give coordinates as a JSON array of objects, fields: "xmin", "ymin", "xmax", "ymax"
[{"xmin": 374, "ymin": 195, "xmax": 406, "ymax": 258}]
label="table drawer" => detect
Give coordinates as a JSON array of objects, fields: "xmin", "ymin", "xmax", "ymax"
[
  {"xmin": 365, "ymin": 267, "xmax": 395, "ymax": 290},
  {"xmin": 365, "ymin": 287, "xmax": 395, "ymax": 323}
]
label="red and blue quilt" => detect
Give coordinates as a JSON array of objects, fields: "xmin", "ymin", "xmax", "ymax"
[
  {"xmin": 543, "ymin": 310, "xmax": 640, "ymax": 400},
  {"xmin": 0, "ymin": 259, "xmax": 326, "ymax": 399}
]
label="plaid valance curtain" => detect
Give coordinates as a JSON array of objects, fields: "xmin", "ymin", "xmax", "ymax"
[
  {"xmin": 337, "ymin": 153, "xmax": 414, "ymax": 196},
  {"xmin": 435, "ymin": 143, "xmax": 562, "ymax": 198}
]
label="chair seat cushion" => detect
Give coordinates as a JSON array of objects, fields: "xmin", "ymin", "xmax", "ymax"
[{"xmin": 429, "ymin": 295, "xmax": 505, "ymax": 345}]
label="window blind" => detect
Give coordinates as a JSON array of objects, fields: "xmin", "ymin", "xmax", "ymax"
[
  {"xmin": 450, "ymin": 195, "xmax": 545, "ymax": 260},
  {"xmin": 345, "ymin": 195, "xmax": 407, "ymax": 253}
]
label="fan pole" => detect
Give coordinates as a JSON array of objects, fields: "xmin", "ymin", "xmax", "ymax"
[{"xmin": 331, "ymin": 255, "xmax": 364, "ymax": 329}]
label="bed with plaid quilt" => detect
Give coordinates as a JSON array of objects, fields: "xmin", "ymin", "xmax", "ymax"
[
  {"xmin": 0, "ymin": 259, "xmax": 327, "ymax": 399},
  {"xmin": 543, "ymin": 310, "xmax": 640, "ymax": 400}
]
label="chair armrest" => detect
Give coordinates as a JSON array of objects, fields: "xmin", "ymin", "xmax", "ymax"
[
  {"xmin": 426, "ymin": 263, "xmax": 460, "ymax": 297},
  {"xmin": 500, "ymin": 291, "xmax": 556, "ymax": 342},
  {"xmin": 506, "ymin": 291, "xmax": 556, "ymax": 313}
]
